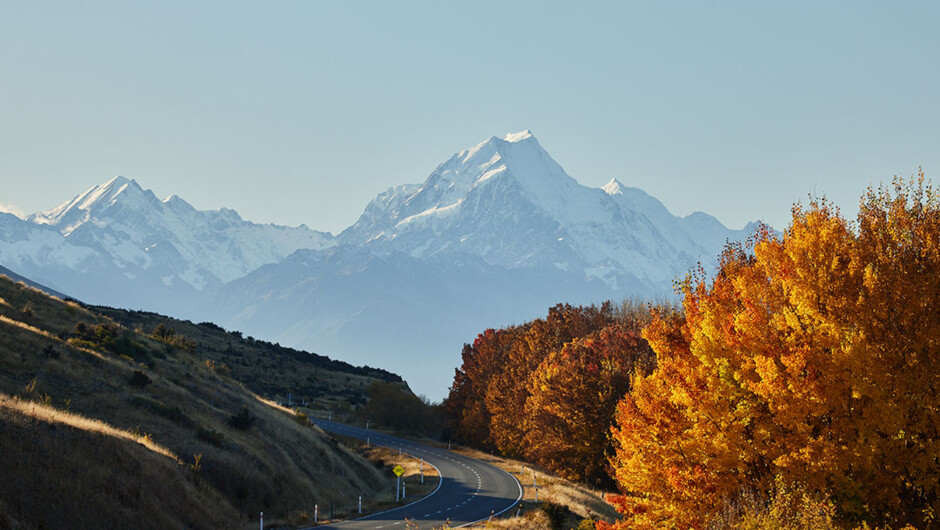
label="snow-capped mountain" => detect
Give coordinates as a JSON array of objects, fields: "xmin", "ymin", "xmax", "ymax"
[
  {"xmin": 203, "ymin": 131, "xmax": 759, "ymax": 397},
  {"xmin": 340, "ymin": 130, "xmax": 752, "ymax": 293},
  {"xmin": 0, "ymin": 131, "xmax": 762, "ymax": 399},
  {"xmin": 1, "ymin": 176, "xmax": 332, "ymax": 312}
]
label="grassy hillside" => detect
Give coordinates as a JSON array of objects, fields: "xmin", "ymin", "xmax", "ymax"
[
  {"xmin": 0, "ymin": 273, "xmax": 399, "ymax": 529},
  {"xmin": 93, "ymin": 305, "xmax": 403, "ymax": 411}
]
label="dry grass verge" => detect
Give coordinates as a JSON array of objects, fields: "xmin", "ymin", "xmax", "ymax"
[
  {"xmin": 301, "ymin": 434, "xmax": 443, "ymax": 525},
  {"xmin": 445, "ymin": 446, "xmax": 619, "ymax": 529}
]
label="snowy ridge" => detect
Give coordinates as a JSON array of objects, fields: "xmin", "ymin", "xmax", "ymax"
[
  {"xmin": 341, "ymin": 130, "xmax": 753, "ymax": 290},
  {"xmin": 31, "ymin": 176, "xmax": 334, "ymax": 287},
  {"xmin": 5, "ymin": 176, "xmax": 334, "ymax": 309},
  {"xmin": 0, "ymin": 131, "xmax": 762, "ymax": 399}
]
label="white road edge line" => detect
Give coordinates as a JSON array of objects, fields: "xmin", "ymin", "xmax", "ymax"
[
  {"xmin": 454, "ymin": 460, "xmax": 524, "ymax": 529},
  {"xmin": 309, "ymin": 419, "xmax": 523, "ymax": 528},
  {"xmin": 301, "ymin": 420, "xmax": 444, "ymax": 529}
]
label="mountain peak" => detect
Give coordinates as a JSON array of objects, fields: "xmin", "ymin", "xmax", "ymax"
[
  {"xmin": 28, "ymin": 175, "xmax": 149, "ymax": 226},
  {"xmin": 105, "ymin": 174, "xmax": 132, "ymax": 186},
  {"xmin": 502, "ymin": 129, "xmax": 534, "ymax": 143},
  {"xmin": 96, "ymin": 175, "xmax": 147, "ymax": 197},
  {"xmin": 602, "ymin": 178, "xmax": 624, "ymax": 196},
  {"xmin": 76, "ymin": 175, "xmax": 150, "ymax": 207}
]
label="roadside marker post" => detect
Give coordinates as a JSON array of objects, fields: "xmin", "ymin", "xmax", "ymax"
[
  {"xmin": 260, "ymin": 512, "xmax": 263, "ymax": 530},
  {"xmin": 359, "ymin": 495, "xmax": 362, "ymax": 514},
  {"xmin": 314, "ymin": 505, "xmax": 318, "ymax": 522},
  {"xmin": 393, "ymin": 465, "xmax": 405, "ymax": 502}
]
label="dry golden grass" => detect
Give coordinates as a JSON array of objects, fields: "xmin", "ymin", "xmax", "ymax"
[
  {"xmin": 481, "ymin": 510, "xmax": 554, "ymax": 529},
  {"xmin": 0, "ymin": 314, "xmax": 58, "ymax": 340},
  {"xmin": 0, "ymin": 392, "xmax": 239, "ymax": 529},
  {"xmin": 363, "ymin": 443, "xmax": 441, "ymax": 498},
  {"xmin": 0, "ymin": 393, "xmax": 177, "ymax": 460},
  {"xmin": 0, "ymin": 274, "xmax": 397, "ymax": 529},
  {"xmin": 447, "ymin": 446, "xmax": 619, "ymax": 528}
]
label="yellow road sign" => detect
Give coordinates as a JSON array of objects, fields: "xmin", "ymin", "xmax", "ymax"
[{"xmin": 393, "ymin": 465, "xmax": 405, "ymax": 477}]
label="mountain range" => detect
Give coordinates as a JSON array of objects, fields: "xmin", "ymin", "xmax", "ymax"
[{"xmin": 0, "ymin": 131, "xmax": 759, "ymax": 399}]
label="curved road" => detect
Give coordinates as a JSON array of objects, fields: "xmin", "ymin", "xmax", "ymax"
[{"xmin": 308, "ymin": 419, "xmax": 522, "ymax": 529}]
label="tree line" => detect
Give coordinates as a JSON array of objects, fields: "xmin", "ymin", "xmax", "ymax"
[
  {"xmin": 447, "ymin": 174, "xmax": 940, "ymax": 528},
  {"xmin": 445, "ymin": 300, "xmax": 662, "ymax": 487}
]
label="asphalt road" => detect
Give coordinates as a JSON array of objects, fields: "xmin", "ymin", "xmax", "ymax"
[{"xmin": 307, "ymin": 419, "xmax": 522, "ymax": 530}]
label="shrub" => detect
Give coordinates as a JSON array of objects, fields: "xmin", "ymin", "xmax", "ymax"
[
  {"xmin": 128, "ymin": 370, "xmax": 151, "ymax": 387},
  {"xmin": 228, "ymin": 406, "xmax": 255, "ymax": 431},
  {"xmin": 150, "ymin": 324, "xmax": 196, "ymax": 352},
  {"xmin": 576, "ymin": 518, "xmax": 597, "ymax": 530},
  {"xmin": 196, "ymin": 425, "xmax": 224, "ymax": 447},
  {"xmin": 43, "ymin": 344, "xmax": 59, "ymax": 359},
  {"xmin": 539, "ymin": 502, "xmax": 568, "ymax": 530},
  {"xmin": 128, "ymin": 396, "xmax": 190, "ymax": 425}
]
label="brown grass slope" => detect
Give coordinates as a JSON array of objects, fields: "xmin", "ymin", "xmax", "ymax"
[
  {"xmin": 0, "ymin": 274, "xmax": 394, "ymax": 529},
  {"xmin": 0, "ymin": 395, "xmax": 235, "ymax": 530}
]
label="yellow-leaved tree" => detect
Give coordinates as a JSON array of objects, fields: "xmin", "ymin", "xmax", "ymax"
[{"xmin": 604, "ymin": 173, "xmax": 940, "ymax": 529}]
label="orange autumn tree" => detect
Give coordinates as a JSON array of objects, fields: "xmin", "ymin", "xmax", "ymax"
[
  {"xmin": 447, "ymin": 328, "xmax": 516, "ymax": 449},
  {"xmin": 486, "ymin": 303, "xmax": 617, "ymax": 459},
  {"xmin": 523, "ymin": 324, "xmax": 654, "ymax": 486},
  {"xmin": 606, "ymin": 174, "xmax": 940, "ymax": 528}
]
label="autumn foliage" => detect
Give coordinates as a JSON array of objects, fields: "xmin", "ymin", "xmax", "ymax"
[
  {"xmin": 446, "ymin": 302, "xmax": 657, "ymax": 486},
  {"xmin": 606, "ymin": 174, "xmax": 940, "ymax": 528}
]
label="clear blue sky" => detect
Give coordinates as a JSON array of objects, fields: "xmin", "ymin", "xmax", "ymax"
[{"xmin": 1, "ymin": 1, "xmax": 938, "ymax": 234}]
